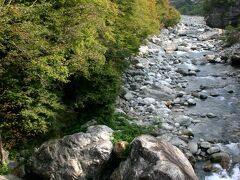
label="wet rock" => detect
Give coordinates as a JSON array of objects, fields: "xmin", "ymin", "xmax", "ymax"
[
  {"xmin": 210, "ymin": 152, "xmax": 231, "ymax": 169},
  {"xmin": 200, "ymin": 142, "xmax": 211, "ymax": 149},
  {"xmin": 207, "ymin": 146, "xmax": 221, "ymax": 154},
  {"xmin": 177, "ymin": 91, "xmax": 186, "ymax": 97},
  {"xmin": 199, "ymin": 93, "xmax": 208, "ymax": 100},
  {"xmin": 28, "ymin": 125, "xmax": 113, "ymax": 180},
  {"xmin": 203, "ymin": 161, "xmax": 213, "ymax": 172},
  {"xmin": 188, "ymin": 142, "xmax": 198, "ymax": 154},
  {"xmin": 111, "ymin": 135, "xmax": 198, "ymax": 180},
  {"xmin": 210, "ymin": 91, "xmax": 220, "ymax": 97},
  {"xmin": 207, "ymin": 113, "xmax": 217, "ymax": 118}
]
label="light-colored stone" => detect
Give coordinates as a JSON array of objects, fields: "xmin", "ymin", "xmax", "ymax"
[
  {"xmin": 207, "ymin": 146, "xmax": 221, "ymax": 154},
  {"xmin": 200, "ymin": 141, "xmax": 211, "ymax": 149},
  {"xmin": 188, "ymin": 142, "xmax": 198, "ymax": 154},
  {"xmin": 143, "ymin": 97, "xmax": 156, "ymax": 105},
  {"xmin": 111, "ymin": 135, "xmax": 198, "ymax": 180},
  {"xmin": 28, "ymin": 125, "xmax": 113, "ymax": 180}
]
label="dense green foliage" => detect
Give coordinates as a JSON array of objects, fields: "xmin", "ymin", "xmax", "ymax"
[
  {"xmin": 0, "ymin": 164, "xmax": 10, "ymax": 175},
  {"xmin": 172, "ymin": 0, "xmax": 204, "ymax": 16},
  {"xmin": 203, "ymin": 0, "xmax": 237, "ymax": 13},
  {"xmin": 223, "ymin": 25, "xmax": 240, "ymax": 46},
  {"xmin": 0, "ymin": 0, "xmax": 180, "ymax": 149}
]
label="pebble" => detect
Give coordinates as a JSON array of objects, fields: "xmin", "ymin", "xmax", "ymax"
[
  {"xmin": 188, "ymin": 142, "xmax": 198, "ymax": 154},
  {"xmin": 206, "ymin": 113, "xmax": 217, "ymax": 118}
]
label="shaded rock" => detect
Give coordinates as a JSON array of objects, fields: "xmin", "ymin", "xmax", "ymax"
[
  {"xmin": 231, "ymin": 52, "xmax": 240, "ymax": 66},
  {"xmin": 207, "ymin": 113, "xmax": 217, "ymax": 118},
  {"xmin": 113, "ymin": 141, "xmax": 129, "ymax": 159},
  {"xmin": 203, "ymin": 161, "xmax": 213, "ymax": 172},
  {"xmin": 28, "ymin": 125, "xmax": 113, "ymax": 180},
  {"xmin": 210, "ymin": 91, "xmax": 220, "ymax": 97},
  {"xmin": 180, "ymin": 129, "xmax": 194, "ymax": 137},
  {"xmin": 199, "ymin": 93, "xmax": 208, "ymax": 100},
  {"xmin": 210, "ymin": 152, "xmax": 231, "ymax": 169},
  {"xmin": 111, "ymin": 135, "xmax": 198, "ymax": 180}
]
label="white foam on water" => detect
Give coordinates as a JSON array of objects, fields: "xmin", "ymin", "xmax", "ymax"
[{"xmin": 205, "ymin": 164, "xmax": 240, "ymax": 180}]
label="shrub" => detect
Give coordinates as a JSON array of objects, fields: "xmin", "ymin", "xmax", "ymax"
[
  {"xmin": 157, "ymin": 0, "xmax": 181, "ymax": 27},
  {"xmin": 223, "ymin": 25, "xmax": 240, "ymax": 46},
  {"xmin": 0, "ymin": 164, "xmax": 10, "ymax": 175},
  {"xmin": 0, "ymin": 0, "xmax": 179, "ymax": 149}
]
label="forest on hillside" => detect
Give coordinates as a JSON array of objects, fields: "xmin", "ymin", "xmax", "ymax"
[{"xmin": 0, "ymin": 0, "xmax": 180, "ymax": 151}]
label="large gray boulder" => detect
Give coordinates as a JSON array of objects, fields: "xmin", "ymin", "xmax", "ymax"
[
  {"xmin": 111, "ymin": 135, "xmax": 198, "ymax": 180},
  {"xmin": 206, "ymin": 1, "xmax": 240, "ymax": 28},
  {"xmin": 28, "ymin": 125, "xmax": 113, "ymax": 180}
]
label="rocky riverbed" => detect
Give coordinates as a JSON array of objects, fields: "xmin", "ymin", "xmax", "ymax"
[
  {"xmin": 117, "ymin": 15, "xmax": 240, "ymax": 179},
  {"xmin": 2, "ymin": 15, "xmax": 240, "ymax": 180}
]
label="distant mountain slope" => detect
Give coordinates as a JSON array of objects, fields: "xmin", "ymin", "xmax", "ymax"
[{"xmin": 170, "ymin": 0, "xmax": 204, "ymax": 15}]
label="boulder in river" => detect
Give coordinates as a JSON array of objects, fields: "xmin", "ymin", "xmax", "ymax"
[
  {"xmin": 27, "ymin": 125, "xmax": 113, "ymax": 180},
  {"xmin": 210, "ymin": 152, "xmax": 231, "ymax": 170},
  {"xmin": 111, "ymin": 135, "xmax": 198, "ymax": 180}
]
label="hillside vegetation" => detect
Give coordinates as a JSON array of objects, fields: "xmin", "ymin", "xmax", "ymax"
[
  {"xmin": 171, "ymin": 0, "xmax": 204, "ymax": 15},
  {"xmin": 0, "ymin": 0, "xmax": 180, "ymax": 150}
]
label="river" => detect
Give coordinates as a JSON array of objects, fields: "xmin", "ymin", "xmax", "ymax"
[{"xmin": 117, "ymin": 15, "xmax": 240, "ymax": 180}]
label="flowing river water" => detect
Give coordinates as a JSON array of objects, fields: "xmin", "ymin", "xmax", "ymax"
[{"xmin": 118, "ymin": 16, "xmax": 240, "ymax": 180}]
